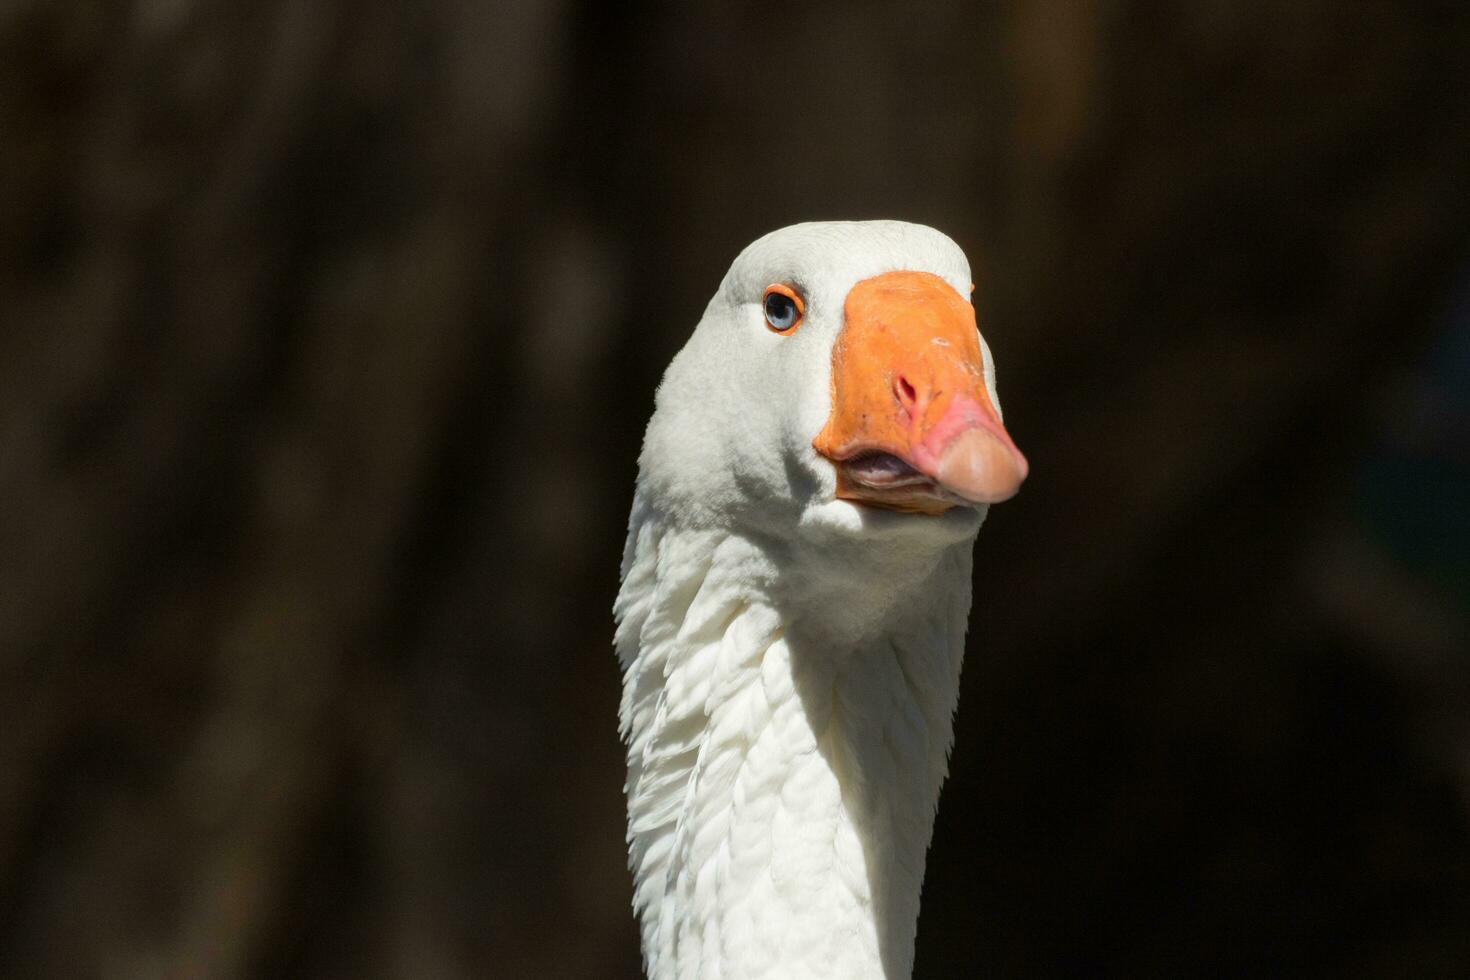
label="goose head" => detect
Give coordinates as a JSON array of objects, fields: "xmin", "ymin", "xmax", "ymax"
[{"xmin": 639, "ymin": 220, "xmax": 1027, "ymax": 548}]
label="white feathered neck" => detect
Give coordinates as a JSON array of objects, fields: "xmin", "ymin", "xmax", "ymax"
[{"xmin": 615, "ymin": 493, "xmax": 974, "ymax": 979}]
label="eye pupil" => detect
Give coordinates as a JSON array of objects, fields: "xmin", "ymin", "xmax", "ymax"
[{"xmin": 764, "ymin": 292, "xmax": 797, "ymax": 330}]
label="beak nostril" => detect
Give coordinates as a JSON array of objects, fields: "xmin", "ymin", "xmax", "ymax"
[{"xmin": 895, "ymin": 375, "xmax": 917, "ymax": 408}]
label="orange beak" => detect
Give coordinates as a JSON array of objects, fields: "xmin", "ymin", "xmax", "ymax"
[{"xmin": 813, "ymin": 271, "xmax": 1028, "ymax": 515}]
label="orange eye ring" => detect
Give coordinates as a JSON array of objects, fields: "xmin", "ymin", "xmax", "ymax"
[{"xmin": 762, "ymin": 283, "xmax": 805, "ymax": 334}]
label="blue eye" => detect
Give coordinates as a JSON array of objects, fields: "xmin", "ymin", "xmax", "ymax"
[
  {"xmin": 764, "ymin": 293, "xmax": 797, "ymax": 329},
  {"xmin": 762, "ymin": 284, "xmax": 804, "ymax": 333}
]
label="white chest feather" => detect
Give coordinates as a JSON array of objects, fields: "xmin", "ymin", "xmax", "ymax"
[{"xmin": 615, "ymin": 501, "xmax": 972, "ymax": 980}]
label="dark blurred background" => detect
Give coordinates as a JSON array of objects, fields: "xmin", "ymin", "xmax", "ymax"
[{"xmin": 4, "ymin": 1, "xmax": 1470, "ymax": 977}]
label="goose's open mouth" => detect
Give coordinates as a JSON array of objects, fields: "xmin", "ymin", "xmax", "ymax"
[
  {"xmin": 843, "ymin": 450, "xmax": 926, "ymax": 487},
  {"xmin": 836, "ymin": 450, "xmax": 976, "ymax": 515}
]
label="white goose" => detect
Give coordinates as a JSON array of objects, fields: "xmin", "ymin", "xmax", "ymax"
[{"xmin": 614, "ymin": 221, "xmax": 1027, "ymax": 980}]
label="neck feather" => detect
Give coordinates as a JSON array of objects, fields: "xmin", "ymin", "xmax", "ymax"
[{"xmin": 615, "ymin": 499, "xmax": 973, "ymax": 980}]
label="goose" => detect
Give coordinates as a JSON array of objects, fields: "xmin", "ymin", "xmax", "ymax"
[{"xmin": 614, "ymin": 220, "xmax": 1028, "ymax": 980}]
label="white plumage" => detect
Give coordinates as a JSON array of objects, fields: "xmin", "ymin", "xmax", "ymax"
[{"xmin": 615, "ymin": 221, "xmax": 1026, "ymax": 979}]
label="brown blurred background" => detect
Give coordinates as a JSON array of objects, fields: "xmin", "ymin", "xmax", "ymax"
[{"xmin": 4, "ymin": 1, "xmax": 1470, "ymax": 977}]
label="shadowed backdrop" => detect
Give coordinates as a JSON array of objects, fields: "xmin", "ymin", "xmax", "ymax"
[{"xmin": 3, "ymin": 1, "xmax": 1469, "ymax": 977}]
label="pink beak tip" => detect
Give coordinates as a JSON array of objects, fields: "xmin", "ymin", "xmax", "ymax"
[{"xmin": 934, "ymin": 425, "xmax": 1028, "ymax": 504}]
